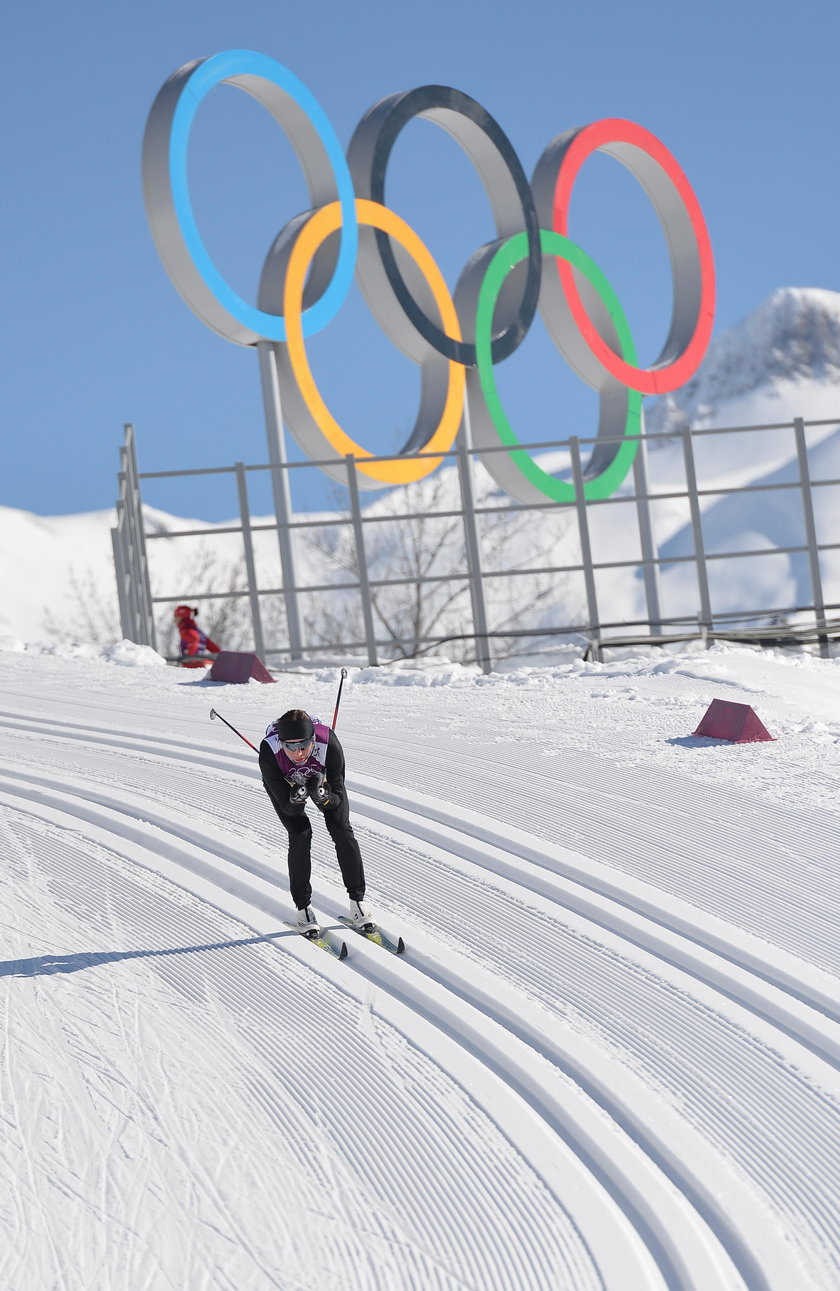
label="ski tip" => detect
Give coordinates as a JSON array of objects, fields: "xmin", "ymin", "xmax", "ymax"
[
  {"xmin": 396, "ymin": 937, "xmax": 406, "ymax": 954},
  {"xmin": 338, "ymin": 940, "xmax": 349, "ymax": 960}
]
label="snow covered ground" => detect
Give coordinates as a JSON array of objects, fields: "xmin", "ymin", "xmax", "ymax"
[{"xmin": 1, "ymin": 640, "xmax": 839, "ymax": 1290}]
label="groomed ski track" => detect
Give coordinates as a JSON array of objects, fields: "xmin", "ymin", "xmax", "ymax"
[{"xmin": 1, "ymin": 654, "xmax": 839, "ymax": 1290}]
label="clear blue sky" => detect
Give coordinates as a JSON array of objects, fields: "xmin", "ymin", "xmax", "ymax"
[{"xmin": 2, "ymin": 0, "xmax": 838, "ymax": 521}]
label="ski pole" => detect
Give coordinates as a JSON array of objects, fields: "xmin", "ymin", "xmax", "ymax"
[
  {"xmin": 209, "ymin": 707, "xmax": 258, "ymax": 753},
  {"xmin": 331, "ymin": 668, "xmax": 348, "ymax": 730}
]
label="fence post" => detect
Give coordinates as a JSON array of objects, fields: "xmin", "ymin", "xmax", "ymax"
[
  {"xmin": 119, "ymin": 448, "xmax": 144, "ymax": 646},
  {"xmin": 793, "ymin": 417, "xmax": 829, "ymax": 657},
  {"xmin": 119, "ymin": 450, "xmax": 142, "ymax": 644},
  {"xmin": 345, "ymin": 455, "xmax": 379, "ymax": 666},
  {"xmin": 122, "ymin": 425, "xmax": 156, "ymax": 649},
  {"xmin": 681, "ymin": 427, "xmax": 712, "ymax": 644},
  {"xmin": 111, "ymin": 502, "xmax": 130, "ymax": 637},
  {"xmin": 632, "ymin": 429, "xmax": 663, "ymax": 637},
  {"xmin": 257, "ymin": 341, "xmax": 303, "ymax": 660},
  {"xmin": 235, "ymin": 462, "xmax": 267, "ymax": 660},
  {"xmin": 456, "ymin": 435, "xmax": 492, "ymax": 675},
  {"xmin": 569, "ymin": 436, "xmax": 601, "ymax": 661}
]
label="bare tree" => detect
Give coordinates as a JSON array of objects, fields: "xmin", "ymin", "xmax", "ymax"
[
  {"xmin": 42, "ymin": 568, "xmax": 121, "ymax": 645},
  {"xmin": 301, "ymin": 466, "xmax": 579, "ymax": 664},
  {"xmin": 67, "ymin": 470, "xmax": 581, "ymax": 666},
  {"xmin": 152, "ymin": 544, "xmax": 253, "ymax": 658}
]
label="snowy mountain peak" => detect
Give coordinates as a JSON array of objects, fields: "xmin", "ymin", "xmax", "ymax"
[{"xmin": 648, "ymin": 286, "xmax": 840, "ymax": 433}]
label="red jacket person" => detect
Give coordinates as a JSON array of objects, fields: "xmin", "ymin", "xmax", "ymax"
[
  {"xmin": 259, "ymin": 708, "xmax": 373, "ymax": 937},
  {"xmin": 174, "ymin": 605, "xmax": 220, "ymax": 668}
]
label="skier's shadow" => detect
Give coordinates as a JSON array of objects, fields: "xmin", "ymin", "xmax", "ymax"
[{"xmin": 1, "ymin": 931, "xmax": 292, "ymax": 978}]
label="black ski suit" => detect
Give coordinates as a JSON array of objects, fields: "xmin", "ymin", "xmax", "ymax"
[{"xmin": 259, "ymin": 728, "xmax": 366, "ymax": 910}]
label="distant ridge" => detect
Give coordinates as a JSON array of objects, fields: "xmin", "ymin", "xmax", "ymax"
[{"xmin": 648, "ymin": 287, "xmax": 840, "ymax": 435}]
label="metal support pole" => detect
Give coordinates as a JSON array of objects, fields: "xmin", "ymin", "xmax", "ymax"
[
  {"xmin": 128, "ymin": 471, "xmax": 146, "ymax": 642},
  {"xmin": 632, "ymin": 429, "xmax": 662, "ymax": 637},
  {"xmin": 681, "ymin": 427, "xmax": 713, "ymax": 644},
  {"xmin": 235, "ymin": 462, "xmax": 266, "ymax": 660},
  {"xmin": 345, "ymin": 454, "xmax": 379, "ymax": 666},
  {"xmin": 257, "ymin": 340, "xmax": 303, "ymax": 660},
  {"xmin": 569, "ymin": 436, "xmax": 601, "ymax": 661},
  {"xmin": 115, "ymin": 451, "xmax": 139, "ymax": 642},
  {"xmin": 456, "ymin": 431, "xmax": 492, "ymax": 675},
  {"xmin": 111, "ymin": 507, "xmax": 130, "ymax": 638},
  {"xmin": 123, "ymin": 426, "xmax": 156, "ymax": 649},
  {"xmin": 119, "ymin": 457, "xmax": 142, "ymax": 643},
  {"xmin": 793, "ymin": 417, "xmax": 829, "ymax": 657},
  {"xmin": 110, "ymin": 425, "xmax": 162, "ymax": 650}
]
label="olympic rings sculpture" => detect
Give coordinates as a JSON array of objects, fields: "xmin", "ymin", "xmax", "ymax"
[{"xmin": 142, "ymin": 49, "xmax": 715, "ymax": 504}]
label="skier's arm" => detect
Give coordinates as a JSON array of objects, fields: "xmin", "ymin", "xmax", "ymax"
[
  {"xmin": 322, "ymin": 731, "xmax": 348, "ymax": 811},
  {"xmin": 259, "ymin": 740, "xmax": 305, "ymax": 815}
]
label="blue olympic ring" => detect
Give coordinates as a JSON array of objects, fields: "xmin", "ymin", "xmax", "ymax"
[{"xmin": 162, "ymin": 49, "xmax": 357, "ymax": 342}]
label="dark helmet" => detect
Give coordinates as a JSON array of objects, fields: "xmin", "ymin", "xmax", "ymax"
[{"xmin": 272, "ymin": 713, "xmax": 314, "ymax": 743}]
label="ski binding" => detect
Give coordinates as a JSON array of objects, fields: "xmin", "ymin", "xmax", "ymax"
[
  {"xmin": 339, "ymin": 916, "xmax": 406, "ymax": 955},
  {"xmin": 283, "ymin": 921, "xmax": 348, "ymax": 960}
]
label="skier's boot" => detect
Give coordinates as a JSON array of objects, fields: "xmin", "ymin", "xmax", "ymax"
[
  {"xmin": 349, "ymin": 900, "xmax": 375, "ymax": 932},
  {"xmin": 296, "ymin": 905, "xmax": 322, "ymax": 938}
]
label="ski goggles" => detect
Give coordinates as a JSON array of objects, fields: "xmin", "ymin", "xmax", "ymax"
[{"xmin": 282, "ymin": 738, "xmax": 314, "ymax": 752}]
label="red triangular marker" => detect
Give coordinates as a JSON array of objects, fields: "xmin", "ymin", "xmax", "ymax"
[
  {"xmin": 209, "ymin": 651, "xmax": 275, "ymax": 684},
  {"xmin": 692, "ymin": 698, "xmax": 775, "ymax": 743}
]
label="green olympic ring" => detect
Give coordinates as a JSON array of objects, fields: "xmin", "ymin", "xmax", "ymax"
[{"xmin": 473, "ymin": 230, "xmax": 642, "ymax": 503}]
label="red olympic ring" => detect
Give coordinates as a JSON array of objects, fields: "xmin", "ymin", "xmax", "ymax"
[{"xmin": 547, "ymin": 118, "xmax": 715, "ymax": 396}]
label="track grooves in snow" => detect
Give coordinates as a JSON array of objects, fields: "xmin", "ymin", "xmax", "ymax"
[
  {"xmin": 1, "ymin": 753, "xmax": 840, "ymax": 1291},
  {"xmin": 351, "ymin": 781, "xmax": 840, "ymax": 1055},
  {"xmin": 350, "ymin": 730, "xmax": 840, "ymax": 978},
  {"xmin": 0, "ymin": 767, "xmax": 820, "ymax": 1291},
  {"xmin": 1, "ymin": 672, "xmax": 839, "ymax": 1291},
  {"xmin": 0, "ymin": 771, "xmax": 740, "ymax": 1291},
  {"xmin": 4, "ymin": 711, "xmax": 836, "ymax": 1028},
  {"xmin": 2, "ymin": 712, "xmax": 836, "ymax": 1033},
  {"xmin": 3, "ymin": 803, "xmax": 606, "ymax": 1291}
]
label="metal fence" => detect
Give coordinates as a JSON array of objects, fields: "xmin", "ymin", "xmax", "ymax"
[{"xmin": 112, "ymin": 416, "xmax": 840, "ymax": 670}]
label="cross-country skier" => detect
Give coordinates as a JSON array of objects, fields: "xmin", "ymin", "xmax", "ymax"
[
  {"xmin": 173, "ymin": 605, "xmax": 221, "ymax": 668},
  {"xmin": 258, "ymin": 709, "xmax": 373, "ymax": 937}
]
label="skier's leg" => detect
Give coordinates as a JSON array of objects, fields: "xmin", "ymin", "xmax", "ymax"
[
  {"xmin": 263, "ymin": 785, "xmax": 314, "ymax": 908},
  {"xmin": 322, "ymin": 798, "xmax": 365, "ymax": 900},
  {"xmin": 284, "ymin": 814, "xmax": 314, "ymax": 909}
]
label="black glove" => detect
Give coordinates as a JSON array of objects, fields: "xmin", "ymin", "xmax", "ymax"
[
  {"xmin": 306, "ymin": 772, "xmax": 332, "ymax": 808},
  {"xmin": 287, "ymin": 771, "xmax": 308, "ymax": 806}
]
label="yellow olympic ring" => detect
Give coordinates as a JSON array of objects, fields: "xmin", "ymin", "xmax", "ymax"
[{"xmin": 282, "ymin": 198, "xmax": 465, "ymax": 485}]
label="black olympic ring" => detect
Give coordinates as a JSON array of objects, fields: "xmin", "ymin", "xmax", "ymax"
[{"xmin": 347, "ymin": 85, "xmax": 542, "ymax": 368}]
